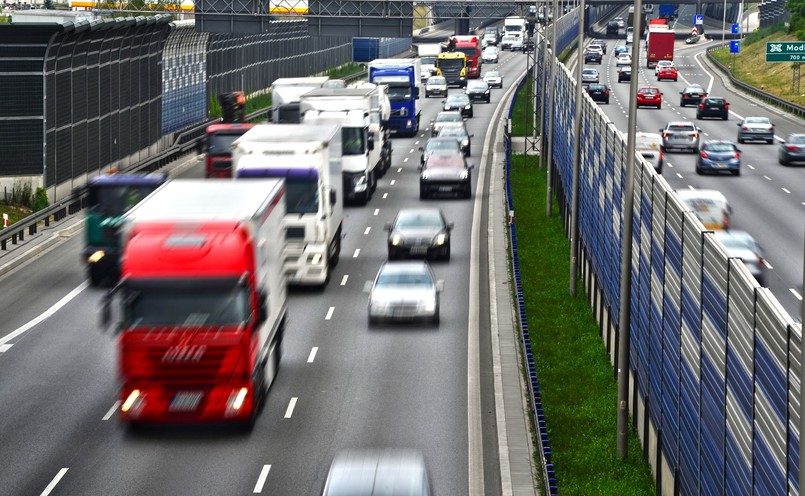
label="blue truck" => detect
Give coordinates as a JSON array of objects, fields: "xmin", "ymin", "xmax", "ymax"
[
  {"xmin": 367, "ymin": 58, "xmax": 422, "ymax": 137},
  {"xmin": 658, "ymin": 4, "xmax": 676, "ymax": 19}
]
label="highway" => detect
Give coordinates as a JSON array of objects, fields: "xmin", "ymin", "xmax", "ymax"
[
  {"xmin": 582, "ymin": 35, "xmax": 805, "ymax": 318},
  {"xmin": 0, "ymin": 35, "xmax": 531, "ymax": 495}
]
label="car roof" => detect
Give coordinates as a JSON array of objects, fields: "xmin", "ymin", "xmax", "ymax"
[
  {"xmin": 425, "ymin": 153, "xmax": 465, "ymax": 167},
  {"xmin": 676, "ymin": 188, "xmax": 728, "ymax": 202},
  {"xmin": 426, "ymin": 137, "xmax": 461, "ymax": 146},
  {"xmin": 323, "ymin": 449, "xmax": 430, "ymax": 496},
  {"xmin": 379, "ymin": 261, "xmax": 432, "ymax": 275}
]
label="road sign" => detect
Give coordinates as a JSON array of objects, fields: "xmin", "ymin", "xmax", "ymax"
[
  {"xmin": 730, "ymin": 41, "xmax": 740, "ymax": 53},
  {"xmin": 766, "ymin": 41, "xmax": 805, "ymax": 62},
  {"xmin": 691, "ymin": 27, "xmax": 698, "ymax": 36},
  {"xmin": 731, "ymin": 23, "xmax": 740, "ymax": 34},
  {"xmin": 694, "ymin": 14, "xmax": 703, "ymax": 25}
]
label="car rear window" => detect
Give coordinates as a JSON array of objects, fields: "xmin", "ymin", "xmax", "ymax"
[
  {"xmin": 704, "ymin": 143, "xmax": 736, "ymax": 152},
  {"xmin": 789, "ymin": 135, "xmax": 805, "ymax": 144},
  {"xmin": 669, "ymin": 124, "xmax": 694, "ymax": 131},
  {"xmin": 640, "ymin": 88, "xmax": 659, "ymax": 94},
  {"xmin": 705, "ymin": 98, "xmax": 725, "ymax": 104}
]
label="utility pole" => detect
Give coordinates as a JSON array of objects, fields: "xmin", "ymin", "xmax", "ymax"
[
  {"xmin": 569, "ymin": 0, "xmax": 585, "ymax": 296},
  {"xmin": 546, "ymin": 0, "xmax": 559, "ymax": 216}
]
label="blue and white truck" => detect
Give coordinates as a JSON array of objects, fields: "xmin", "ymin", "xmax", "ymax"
[{"xmin": 367, "ymin": 58, "xmax": 421, "ymax": 137}]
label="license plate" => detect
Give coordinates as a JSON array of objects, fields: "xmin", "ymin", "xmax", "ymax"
[
  {"xmin": 410, "ymin": 246, "xmax": 427, "ymax": 255},
  {"xmin": 439, "ymin": 186, "xmax": 453, "ymax": 192},
  {"xmin": 169, "ymin": 391, "xmax": 203, "ymax": 411}
]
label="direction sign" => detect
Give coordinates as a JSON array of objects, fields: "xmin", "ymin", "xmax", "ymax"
[
  {"xmin": 691, "ymin": 27, "xmax": 698, "ymax": 36},
  {"xmin": 694, "ymin": 14, "xmax": 703, "ymax": 25},
  {"xmin": 731, "ymin": 23, "xmax": 740, "ymax": 34},
  {"xmin": 766, "ymin": 41, "xmax": 805, "ymax": 62},
  {"xmin": 730, "ymin": 40, "xmax": 740, "ymax": 53}
]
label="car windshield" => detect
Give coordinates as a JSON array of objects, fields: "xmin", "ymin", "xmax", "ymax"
[
  {"xmin": 426, "ymin": 139, "xmax": 460, "ymax": 151},
  {"xmin": 467, "ymin": 82, "xmax": 487, "ymax": 90},
  {"xmin": 447, "ymin": 95, "xmax": 469, "ymax": 104},
  {"xmin": 376, "ymin": 270, "xmax": 433, "ymax": 287},
  {"xmin": 436, "ymin": 113, "xmax": 462, "ymax": 123},
  {"xmin": 387, "ymin": 86, "xmax": 412, "ymax": 102},
  {"xmin": 704, "ymin": 143, "xmax": 736, "ymax": 152},
  {"xmin": 88, "ymin": 184, "xmax": 160, "ymax": 216},
  {"xmin": 439, "ymin": 127, "xmax": 467, "ymax": 138},
  {"xmin": 125, "ymin": 285, "xmax": 251, "ymax": 327},
  {"xmin": 396, "ymin": 212, "xmax": 443, "ymax": 229},
  {"xmin": 705, "ymin": 98, "xmax": 725, "ymax": 104},
  {"xmin": 588, "ymin": 85, "xmax": 606, "ymax": 91},
  {"xmin": 428, "ymin": 77, "xmax": 446, "ymax": 85},
  {"xmin": 485, "ymin": 71, "xmax": 500, "ymax": 78}
]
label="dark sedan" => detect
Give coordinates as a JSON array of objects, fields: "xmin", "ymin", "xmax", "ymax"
[
  {"xmin": 584, "ymin": 50, "xmax": 602, "ymax": 64},
  {"xmin": 697, "ymin": 97, "xmax": 729, "ymax": 120},
  {"xmin": 679, "ymin": 85, "xmax": 707, "ymax": 106},
  {"xmin": 385, "ymin": 207, "xmax": 453, "ymax": 260},
  {"xmin": 779, "ymin": 133, "xmax": 805, "ymax": 165},
  {"xmin": 443, "ymin": 93, "xmax": 473, "ymax": 118},
  {"xmin": 419, "ymin": 137, "xmax": 462, "ymax": 165},
  {"xmin": 617, "ymin": 66, "xmax": 631, "ymax": 83},
  {"xmin": 419, "ymin": 152, "xmax": 473, "ymax": 199},
  {"xmin": 696, "ymin": 140, "xmax": 741, "ymax": 176},
  {"xmin": 464, "ymin": 80, "xmax": 491, "ymax": 103},
  {"xmin": 437, "ymin": 124, "xmax": 473, "ymax": 156},
  {"xmin": 585, "ymin": 84, "xmax": 610, "ymax": 104}
]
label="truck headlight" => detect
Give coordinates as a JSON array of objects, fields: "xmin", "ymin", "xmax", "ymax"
[
  {"xmin": 460, "ymin": 170, "xmax": 469, "ymax": 179},
  {"xmin": 353, "ymin": 175, "xmax": 368, "ymax": 193},
  {"xmin": 88, "ymin": 250, "xmax": 105, "ymax": 263},
  {"xmin": 406, "ymin": 119, "xmax": 413, "ymax": 128},
  {"xmin": 461, "ymin": 139, "xmax": 469, "ymax": 147},
  {"xmin": 421, "ymin": 172, "xmax": 431, "ymax": 180}
]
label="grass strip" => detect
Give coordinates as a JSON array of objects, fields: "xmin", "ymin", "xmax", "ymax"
[
  {"xmin": 510, "ymin": 76, "xmax": 535, "ymax": 136},
  {"xmin": 509, "ymin": 154, "xmax": 655, "ymax": 495}
]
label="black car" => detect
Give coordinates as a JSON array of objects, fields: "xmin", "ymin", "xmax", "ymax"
[
  {"xmin": 779, "ymin": 133, "xmax": 805, "ymax": 165},
  {"xmin": 584, "ymin": 50, "xmax": 602, "ymax": 64},
  {"xmin": 617, "ymin": 66, "xmax": 631, "ymax": 83},
  {"xmin": 437, "ymin": 124, "xmax": 473, "ymax": 156},
  {"xmin": 697, "ymin": 97, "xmax": 729, "ymax": 120},
  {"xmin": 586, "ymin": 84, "xmax": 610, "ymax": 104},
  {"xmin": 419, "ymin": 137, "xmax": 462, "ymax": 165},
  {"xmin": 385, "ymin": 207, "xmax": 453, "ymax": 260},
  {"xmin": 606, "ymin": 21, "xmax": 620, "ymax": 34},
  {"xmin": 679, "ymin": 85, "xmax": 708, "ymax": 106},
  {"xmin": 521, "ymin": 39, "xmax": 535, "ymax": 53},
  {"xmin": 464, "ymin": 80, "xmax": 491, "ymax": 103},
  {"xmin": 443, "ymin": 94, "xmax": 473, "ymax": 118}
]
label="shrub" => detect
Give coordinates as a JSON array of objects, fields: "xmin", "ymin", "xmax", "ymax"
[{"xmin": 31, "ymin": 187, "xmax": 49, "ymax": 212}]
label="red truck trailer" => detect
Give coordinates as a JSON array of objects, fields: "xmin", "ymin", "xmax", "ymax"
[
  {"xmin": 646, "ymin": 26, "xmax": 675, "ymax": 68},
  {"xmin": 103, "ymin": 179, "xmax": 288, "ymax": 426}
]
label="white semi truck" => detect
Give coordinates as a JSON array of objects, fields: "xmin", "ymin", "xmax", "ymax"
[
  {"xmin": 270, "ymin": 76, "xmax": 330, "ymax": 123},
  {"xmin": 232, "ymin": 123, "xmax": 344, "ymax": 287}
]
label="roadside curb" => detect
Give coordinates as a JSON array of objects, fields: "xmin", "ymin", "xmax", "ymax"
[{"xmin": 0, "ymin": 218, "xmax": 84, "ymax": 278}]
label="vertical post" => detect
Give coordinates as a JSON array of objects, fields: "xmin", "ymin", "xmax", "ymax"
[
  {"xmin": 801, "ymin": 220, "xmax": 805, "ymax": 496},
  {"xmin": 569, "ymin": 0, "xmax": 585, "ymax": 296},
  {"xmin": 546, "ymin": 0, "xmax": 559, "ymax": 217},
  {"xmin": 617, "ymin": 0, "xmax": 644, "ymax": 458},
  {"xmin": 722, "ymin": 0, "xmax": 728, "ymax": 44}
]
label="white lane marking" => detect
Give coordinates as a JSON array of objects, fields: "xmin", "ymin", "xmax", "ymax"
[
  {"xmin": 693, "ymin": 51, "xmax": 715, "ymax": 95},
  {"xmin": 0, "ymin": 282, "xmax": 88, "ymax": 347},
  {"xmin": 284, "ymin": 397, "xmax": 298, "ymax": 418},
  {"xmin": 307, "ymin": 347, "xmax": 318, "ymax": 363},
  {"xmin": 325, "ymin": 307, "xmax": 334, "ymax": 320},
  {"xmin": 364, "ymin": 227, "xmax": 371, "ymax": 235},
  {"xmin": 414, "ymin": 140, "xmax": 420, "ymax": 145},
  {"xmin": 782, "ymin": 188, "xmax": 791, "ymax": 194},
  {"xmin": 409, "ymin": 148, "xmax": 414, "ymax": 153},
  {"xmin": 397, "ymin": 167, "xmax": 402, "ymax": 173},
  {"xmin": 353, "ymin": 249, "xmax": 360, "ymax": 258},
  {"xmin": 253, "ymin": 465, "xmax": 271, "ymax": 493},
  {"xmin": 791, "ymin": 288, "xmax": 803, "ymax": 301},
  {"xmin": 41, "ymin": 468, "xmax": 69, "ymax": 496},
  {"xmin": 763, "ymin": 175, "xmax": 772, "ymax": 181},
  {"xmin": 763, "ymin": 260, "xmax": 774, "ymax": 269},
  {"xmin": 373, "ymin": 209, "xmax": 380, "ymax": 216},
  {"xmin": 102, "ymin": 401, "xmax": 121, "ymax": 421},
  {"xmin": 382, "ymin": 193, "xmax": 388, "ymax": 199},
  {"xmin": 340, "ymin": 275, "xmax": 349, "ymax": 286},
  {"xmin": 403, "ymin": 157, "xmax": 409, "ymax": 163},
  {"xmin": 676, "ymin": 173, "xmax": 683, "ymax": 179},
  {"xmin": 0, "ymin": 344, "xmax": 12, "ymax": 352},
  {"xmin": 747, "ymin": 164, "xmax": 755, "ymax": 170},
  {"xmin": 390, "ymin": 179, "xmax": 396, "ymax": 186}
]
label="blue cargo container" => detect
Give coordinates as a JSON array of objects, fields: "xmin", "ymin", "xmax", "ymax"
[
  {"xmin": 352, "ymin": 37, "xmax": 412, "ymax": 62},
  {"xmin": 658, "ymin": 4, "xmax": 676, "ymax": 18}
]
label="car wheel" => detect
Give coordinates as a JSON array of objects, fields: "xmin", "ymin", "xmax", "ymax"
[
  {"xmin": 779, "ymin": 156, "xmax": 789, "ymax": 166},
  {"xmin": 605, "ymin": 99, "xmax": 609, "ymax": 104},
  {"xmin": 425, "ymin": 92, "xmax": 430, "ymax": 98},
  {"xmin": 368, "ymin": 315, "xmax": 379, "ymax": 327},
  {"xmin": 695, "ymin": 166, "xmax": 702, "ymax": 175},
  {"xmin": 767, "ymin": 139, "xmax": 774, "ymax": 144},
  {"xmin": 733, "ymin": 169, "xmax": 741, "ymax": 176},
  {"xmin": 431, "ymin": 312, "xmax": 440, "ymax": 326},
  {"xmin": 737, "ymin": 137, "xmax": 743, "ymax": 144},
  {"xmin": 696, "ymin": 113, "xmax": 702, "ymax": 119},
  {"xmin": 723, "ymin": 115, "xmax": 728, "ymax": 121}
]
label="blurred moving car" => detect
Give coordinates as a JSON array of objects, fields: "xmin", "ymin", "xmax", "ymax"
[
  {"xmin": 676, "ymin": 188, "xmax": 732, "ymax": 230},
  {"xmin": 430, "ymin": 110, "xmax": 464, "ymax": 137},
  {"xmin": 685, "ymin": 35, "xmax": 701, "ymax": 44},
  {"xmin": 438, "ymin": 123, "xmax": 473, "ymax": 156},
  {"xmin": 636, "ymin": 86, "xmax": 663, "ymax": 108},
  {"xmin": 500, "ymin": 34, "xmax": 517, "ymax": 50},
  {"xmin": 424, "ymin": 76, "xmax": 448, "ymax": 98},
  {"xmin": 585, "ymin": 50, "xmax": 603, "ymax": 64},
  {"xmin": 419, "ymin": 152, "xmax": 473, "ymax": 199},
  {"xmin": 443, "ymin": 93, "xmax": 474, "ymax": 118},
  {"xmin": 607, "ymin": 21, "xmax": 620, "ymax": 34},
  {"xmin": 654, "ymin": 60, "xmax": 674, "ymax": 76},
  {"xmin": 590, "ymin": 40, "xmax": 607, "ymax": 54},
  {"xmin": 635, "ymin": 132, "xmax": 664, "ymax": 173},
  {"xmin": 482, "ymin": 46, "xmax": 499, "ymax": 63},
  {"xmin": 615, "ymin": 53, "xmax": 631, "ymax": 66},
  {"xmin": 679, "ymin": 85, "xmax": 708, "ymax": 106},
  {"xmin": 321, "ymin": 450, "xmax": 432, "ymax": 495},
  {"xmin": 614, "ymin": 45, "xmax": 629, "ymax": 56},
  {"xmin": 696, "ymin": 140, "xmax": 742, "ymax": 176},
  {"xmin": 385, "ymin": 207, "xmax": 453, "ymax": 260},
  {"xmin": 712, "ymin": 230, "xmax": 766, "ymax": 286},
  {"xmin": 736, "ymin": 116, "xmax": 775, "ymax": 144},
  {"xmin": 419, "ymin": 136, "xmax": 462, "ymax": 165},
  {"xmin": 618, "ymin": 66, "xmax": 632, "ymax": 83},
  {"xmin": 464, "ymin": 80, "xmax": 491, "ymax": 103},
  {"xmin": 660, "ymin": 121, "xmax": 701, "ymax": 153},
  {"xmin": 365, "ymin": 262, "xmax": 442, "ymax": 325},
  {"xmin": 483, "ymin": 70, "xmax": 503, "ymax": 88},
  {"xmin": 581, "ymin": 68, "xmax": 599, "ymax": 84},
  {"xmin": 779, "ymin": 133, "xmax": 805, "ymax": 165},
  {"xmin": 656, "ymin": 65, "xmax": 678, "ymax": 81},
  {"xmin": 483, "ymin": 32, "xmax": 497, "ymax": 47},
  {"xmin": 521, "ymin": 39, "xmax": 535, "ymax": 53},
  {"xmin": 585, "ymin": 84, "xmax": 610, "ymax": 104},
  {"xmin": 615, "ymin": 17, "xmax": 626, "ymax": 28},
  {"xmin": 697, "ymin": 97, "xmax": 729, "ymax": 120}
]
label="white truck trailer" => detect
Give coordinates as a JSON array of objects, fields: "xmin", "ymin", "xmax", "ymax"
[{"xmin": 270, "ymin": 76, "xmax": 330, "ymax": 123}]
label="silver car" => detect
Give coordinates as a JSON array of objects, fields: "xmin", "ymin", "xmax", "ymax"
[
  {"xmin": 430, "ymin": 110, "xmax": 464, "ymax": 137},
  {"xmin": 483, "ymin": 70, "xmax": 503, "ymax": 88},
  {"xmin": 712, "ymin": 230, "xmax": 766, "ymax": 286},
  {"xmin": 660, "ymin": 121, "xmax": 701, "ymax": 153},
  {"xmin": 424, "ymin": 76, "xmax": 448, "ymax": 98},
  {"xmin": 581, "ymin": 69, "xmax": 599, "ymax": 84},
  {"xmin": 322, "ymin": 449, "xmax": 432, "ymax": 496},
  {"xmin": 736, "ymin": 116, "xmax": 775, "ymax": 144},
  {"xmin": 366, "ymin": 261, "xmax": 442, "ymax": 325}
]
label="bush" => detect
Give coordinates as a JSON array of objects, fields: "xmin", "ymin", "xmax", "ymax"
[
  {"xmin": 31, "ymin": 187, "xmax": 49, "ymax": 212},
  {"xmin": 9, "ymin": 179, "xmax": 33, "ymax": 207},
  {"xmin": 743, "ymin": 23, "xmax": 786, "ymax": 44}
]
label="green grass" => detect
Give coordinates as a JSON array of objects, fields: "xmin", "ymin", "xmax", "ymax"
[
  {"xmin": 322, "ymin": 62, "xmax": 366, "ymax": 80},
  {"xmin": 0, "ymin": 203, "xmax": 33, "ymax": 227},
  {"xmin": 509, "ymin": 154, "xmax": 655, "ymax": 496},
  {"xmin": 510, "ymin": 76, "xmax": 535, "ymax": 136}
]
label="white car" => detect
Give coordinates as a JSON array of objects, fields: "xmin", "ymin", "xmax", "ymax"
[
  {"xmin": 634, "ymin": 132, "xmax": 664, "ymax": 174},
  {"xmin": 482, "ymin": 46, "xmax": 499, "ymax": 63},
  {"xmin": 483, "ymin": 70, "xmax": 503, "ymax": 88},
  {"xmin": 500, "ymin": 35, "xmax": 517, "ymax": 50},
  {"xmin": 586, "ymin": 44, "xmax": 604, "ymax": 56},
  {"xmin": 424, "ymin": 76, "xmax": 448, "ymax": 98},
  {"xmin": 616, "ymin": 53, "xmax": 632, "ymax": 66},
  {"xmin": 654, "ymin": 60, "xmax": 675, "ymax": 76},
  {"xmin": 366, "ymin": 261, "xmax": 443, "ymax": 325}
]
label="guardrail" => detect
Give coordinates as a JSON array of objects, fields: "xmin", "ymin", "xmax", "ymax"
[{"xmin": 706, "ymin": 43, "xmax": 805, "ymax": 119}]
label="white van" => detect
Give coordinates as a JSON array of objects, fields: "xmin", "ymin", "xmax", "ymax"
[
  {"xmin": 676, "ymin": 189, "xmax": 732, "ymax": 230},
  {"xmin": 626, "ymin": 27, "xmax": 634, "ymax": 44},
  {"xmin": 635, "ymin": 132, "xmax": 663, "ymax": 174}
]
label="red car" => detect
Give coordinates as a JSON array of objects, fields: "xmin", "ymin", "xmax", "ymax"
[
  {"xmin": 636, "ymin": 86, "xmax": 663, "ymax": 109},
  {"xmin": 656, "ymin": 66, "xmax": 678, "ymax": 81}
]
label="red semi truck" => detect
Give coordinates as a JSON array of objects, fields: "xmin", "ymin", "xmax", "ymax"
[
  {"xmin": 103, "ymin": 179, "xmax": 288, "ymax": 425},
  {"xmin": 449, "ymin": 35, "xmax": 482, "ymax": 79},
  {"xmin": 646, "ymin": 26, "xmax": 675, "ymax": 68},
  {"xmin": 203, "ymin": 123, "xmax": 255, "ymax": 178}
]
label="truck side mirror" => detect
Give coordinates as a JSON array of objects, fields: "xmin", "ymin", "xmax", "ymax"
[
  {"xmin": 367, "ymin": 134, "xmax": 375, "ymax": 151},
  {"xmin": 100, "ymin": 292, "xmax": 113, "ymax": 330},
  {"xmin": 257, "ymin": 289, "xmax": 268, "ymax": 326},
  {"xmin": 330, "ymin": 190, "xmax": 337, "ymax": 206},
  {"xmin": 414, "ymin": 87, "xmax": 420, "ymax": 100}
]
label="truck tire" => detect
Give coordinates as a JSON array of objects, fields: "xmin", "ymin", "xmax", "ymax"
[
  {"xmin": 329, "ymin": 227, "xmax": 342, "ymax": 267},
  {"xmin": 88, "ymin": 263, "xmax": 107, "ymax": 287}
]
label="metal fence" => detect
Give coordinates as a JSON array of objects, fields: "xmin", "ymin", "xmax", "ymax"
[{"xmin": 529, "ymin": 15, "xmax": 802, "ymax": 495}]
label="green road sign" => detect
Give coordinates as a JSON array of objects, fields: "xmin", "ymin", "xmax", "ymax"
[{"xmin": 766, "ymin": 42, "xmax": 805, "ymax": 62}]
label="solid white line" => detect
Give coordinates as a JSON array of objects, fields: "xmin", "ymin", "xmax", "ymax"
[
  {"xmin": 763, "ymin": 260, "xmax": 774, "ymax": 269},
  {"xmin": 102, "ymin": 401, "xmax": 121, "ymax": 421},
  {"xmin": 353, "ymin": 249, "xmax": 360, "ymax": 258},
  {"xmin": 364, "ymin": 227, "xmax": 371, "ymax": 235},
  {"xmin": 284, "ymin": 397, "xmax": 298, "ymax": 418},
  {"xmin": 340, "ymin": 275, "xmax": 349, "ymax": 286},
  {"xmin": 325, "ymin": 307, "xmax": 334, "ymax": 320},
  {"xmin": 0, "ymin": 282, "xmax": 88, "ymax": 347},
  {"xmin": 390, "ymin": 180, "xmax": 396, "ymax": 186},
  {"xmin": 307, "ymin": 347, "xmax": 318, "ymax": 363},
  {"xmin": 782, "ymin": 188, "xmax": 791, "ymax": 194},
  {"xmin": 373, "ymin": 209, "xmax": 380, "ymax": 216},
  {"xmin": 382, "ymin": 193, "xmax": 388, "ymax": 199},
  {"xmin": 253, "ymin": 465, "xmax": 271, "ymax": 493},
  {"xmin": 0, "ymin": 344, "xmax": 12, "ymax": 352},
  {"xmin": 40, "ymin": 468, "xmax": 68, "ymax": 496},
  {"xmin": 791, "ymin": 288, "xmax": 803, "ymax": 301}
]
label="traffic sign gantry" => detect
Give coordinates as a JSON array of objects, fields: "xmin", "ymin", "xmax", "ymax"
[{"xmin": 766, "ymin": 42, "xmax": 805, "ymax": 62}]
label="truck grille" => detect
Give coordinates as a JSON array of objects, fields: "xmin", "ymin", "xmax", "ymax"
[{"xmin": 102, "ymin": 225, "xmax": 118, "ymax": 245}]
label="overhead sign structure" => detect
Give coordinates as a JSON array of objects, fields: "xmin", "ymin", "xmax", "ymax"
[
  {"xmin": 731, "ymin": 23, "xmax": 740, "ymax": 34},
  {"xmin": 766, "ymin": 42, "xmax": 805, "ymax": 62},
  {"xmin": 694, "ymin": 14, "xmax": 704, "ymax": 25},
  {"xmin": 730, "ymin": 40, "xmax": 740, "ymax": 53}
]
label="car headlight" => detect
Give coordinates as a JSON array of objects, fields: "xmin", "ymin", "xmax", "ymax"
[
  {"xmin": 444, "ymin": 105, "xmax": 450, "ymax": 110},
  {"xmin": 460, "ymin": 169, "xmax": 469, "ymax": 179},
  {"xmin": 464, "ymin": 105, "xmax": 471, "ymax": 109},
  {"xmin": 391, "ymin": 233, "xmax": 402, "ymax": 246},
  {"xmin": 421, "ymin": 172, "xmax": 431, "ymax": 180},
  {"xmin": 422, "ymin": 296, "xmax": 437, "ymax": 312},
  {"xmin": 434, "ymin": 233, "xmax": 446, "ymax": 246},
  {"xmin": 485, "ymin": 89, "xmax": 490, "ymax": 94},
  {"xmin": 461, "ymin": 139, "xmax": 469, "ymax": 147}
]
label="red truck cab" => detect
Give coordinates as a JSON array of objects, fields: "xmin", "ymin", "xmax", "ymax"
[
  {"xmin": 450, "ymin": 36, "xmax": 482, "ymax": 79},
  {"xmin": 204, "ymin": 123, "xmax": 255, "ymax": 178}
]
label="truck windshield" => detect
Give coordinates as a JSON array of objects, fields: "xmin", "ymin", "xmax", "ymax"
[
  {"xmin": 285, "ymin": 177, "xmax": 319, "ymax": 214},
  {"xmin": 387, "ymin": 86, "xmax": 413, "ymax": 102},
  {"xmin": 420, "ymin": 56, "xmax": 436, "ymax": 65},
  {"xmin": 455, "ymin": 48, "xmax": 477, "ymax": 59},
  {"xmin": 89, "ymin": 185, "xmax": 160, "ymax": 216},
  {"xmin": 342, "ymin": 127, "xmax": 366, "ymax": 156},
  {"xmin": 437, "ymin": 59, "xmax": 464, "ymax": 71},
  {"xmin": 125, "ymin": 285, "xmax": 251, "ymax": 327},
  {"xmin": 206, "ymin": 133, "xmax": 242, "ymax": 155}
]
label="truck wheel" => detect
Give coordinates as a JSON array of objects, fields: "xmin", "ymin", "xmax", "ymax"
[
  {"xmin": 88, "ymin": 264, "xmax": 106, "ymax": 287},
  {"xmin": 329, "ymin": 227, "xmax": 341, "ymax": 267}
]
